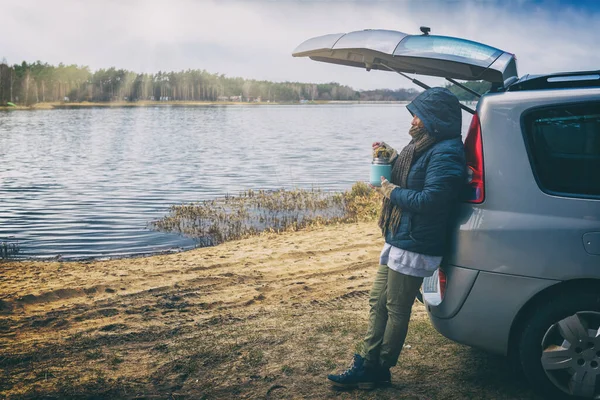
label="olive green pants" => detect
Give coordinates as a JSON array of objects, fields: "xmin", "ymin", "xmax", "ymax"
[{"xmin": 362, "ymin": 264, "xmax": 424, "ymax": 369}]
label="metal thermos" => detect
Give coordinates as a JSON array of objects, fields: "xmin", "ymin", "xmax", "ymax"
[{"xmin": 370, "ymin": 157, "xmax": 392, "ymax": 187}]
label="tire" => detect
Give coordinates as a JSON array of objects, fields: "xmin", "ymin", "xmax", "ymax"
[{"xmin": 517, "ymin": 290, "xmax": 600, "ymax": 399}]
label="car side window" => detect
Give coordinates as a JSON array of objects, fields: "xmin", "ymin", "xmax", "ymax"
[{"xmin": 523, "ymin": 102, "xmax": 600, "ymax": 197}]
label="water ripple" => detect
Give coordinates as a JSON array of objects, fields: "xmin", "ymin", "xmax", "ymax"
[{"xmin": 0, "ymin": 104, "xmax": 470, "ymax": 259}]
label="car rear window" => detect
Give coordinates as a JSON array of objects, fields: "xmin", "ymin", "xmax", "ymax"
[
  {"xmin": 523, "ymin": 102, "xmax": 600, "ymax": 197},
  {"xmin": 394, "ymin": 36, "xmax": 500, "ymax": 63}
]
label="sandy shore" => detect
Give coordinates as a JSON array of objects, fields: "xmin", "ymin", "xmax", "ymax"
[{"xmin": 0, "ymin": 222, "xmax": 537, "ymax": 399}]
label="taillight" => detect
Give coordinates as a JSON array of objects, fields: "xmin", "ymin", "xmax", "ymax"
[
  {"xmin": 438, "ymin": 269, "xmax": 447, "ymax": 301},
  {"xmin": 464, "ymin": 113, "xmax": 485, "ymax": 203}
]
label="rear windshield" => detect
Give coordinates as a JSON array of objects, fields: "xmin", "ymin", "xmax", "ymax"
[
  {"xmin": 523, "ymin": 102, "xmax": 600, "ymax": 197},
  {"xmin": 394, "ymin": 36, "xmax": 501, "ymax": 65}
]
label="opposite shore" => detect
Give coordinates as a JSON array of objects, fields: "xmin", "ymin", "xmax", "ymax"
[{"xmin": 0, "ymin": 100, "xmax": 410, "ymax": 110}]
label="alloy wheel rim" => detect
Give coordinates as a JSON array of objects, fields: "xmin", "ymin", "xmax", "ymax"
[{"xmin": 541, "ymin": 311, "xmax": 600, "ymax": 399}]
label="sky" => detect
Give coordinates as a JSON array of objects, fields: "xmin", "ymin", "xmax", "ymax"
[{"xmin": 1, "ymin": 0, "xmax": 599, "ymax": 91}]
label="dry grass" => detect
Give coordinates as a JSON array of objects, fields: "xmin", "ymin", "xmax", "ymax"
[
  {"xmin": 151, "ymin": 183, "xmax": 379, "ymax": 247},
  {"xmin": 0, "ymin": 240, "xmax": 20, "ymax": 260},
  {"xmin": 1, "ymin": 221, "xmax": 540, "ymax": 399}
]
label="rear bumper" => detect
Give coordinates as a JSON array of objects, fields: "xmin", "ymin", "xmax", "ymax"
[{"xmin": 425, "ymin": 268, "xmax": 558, "ymax": 355}]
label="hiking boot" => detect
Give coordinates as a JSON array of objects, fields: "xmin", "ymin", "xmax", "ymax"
[
  {"xmin": 327, "ymin": 354, "xmax": 382, "ymax": 390},
  {"xmin": 375, "ymin": 365, "xmax": 391, "ymax": 385}
]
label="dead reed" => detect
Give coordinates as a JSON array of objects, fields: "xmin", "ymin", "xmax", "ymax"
[
  {"xmin": 150, "ymin": 182, "xmax": 380, "ymax": 246},
  {"xmin": 0, "ymin": 239, "xmax": 20, "ymax": 260}
]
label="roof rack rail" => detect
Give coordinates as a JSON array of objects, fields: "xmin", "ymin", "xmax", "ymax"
[{"xmin": 507, "ymin": 70, "xmax": 600, "ymax": 92}]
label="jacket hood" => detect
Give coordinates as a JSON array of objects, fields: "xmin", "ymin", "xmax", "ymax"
[{"xmin": 406, "ymin": 87, "xmax": 462, "ymax": 140}]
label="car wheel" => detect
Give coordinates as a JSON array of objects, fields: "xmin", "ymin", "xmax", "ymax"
[{"xmin": 518, "ymin": 291, "xmax": 600, "ymax": 399}]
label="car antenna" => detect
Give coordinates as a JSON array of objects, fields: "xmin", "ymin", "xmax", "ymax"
[{"xmin": 420, "ymin": 26, "xmax": 431, "ymax": 35}]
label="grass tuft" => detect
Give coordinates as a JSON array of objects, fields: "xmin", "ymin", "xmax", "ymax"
[
  {"xmin": 84, "ymin": 349, "xmax": 103, "ymax": 360},
  {"xmin": 281, "ymin": 365, "xmax": 294, "ymax": 375},
  {"xmin": 243, "ymin": 349, "xmax": 265, "ymax": 367},
  {"xmin": 109, "ymin": 353, "xmax": 124, "ymax": 366},
  {"xmin": 0, "ymin": 239, "xmax": 20, "ymax": 260}
]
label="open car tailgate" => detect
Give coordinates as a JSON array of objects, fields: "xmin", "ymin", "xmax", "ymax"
[{"xmin": 293, "ymin": 29, "xmax": 517, "ymax": 86}]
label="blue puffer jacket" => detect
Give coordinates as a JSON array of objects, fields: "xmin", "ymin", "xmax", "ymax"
[{"xmin": 386, "ymin": 87, "xmax": 466, "ymax": 257}]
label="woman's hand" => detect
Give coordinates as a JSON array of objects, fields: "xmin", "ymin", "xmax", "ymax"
[
  {"xmin": 380, "ymin": 176, "xmax": 398, "ymax": 199},
  {"xmin": 370, "ymin": 176, "xmax": 399, "ymax": 199},
  {"xmin": 372, "ymin": 141, "xmax": 398, "ymax": 162}
]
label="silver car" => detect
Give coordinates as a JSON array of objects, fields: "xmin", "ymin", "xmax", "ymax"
[{"xmin": 293, "ymin": 28, "xmax": 600, "ymax": 399}]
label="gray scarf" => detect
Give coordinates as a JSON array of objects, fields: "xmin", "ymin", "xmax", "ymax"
[{"xmin": 378, "ymin": 125, "xmax": 438, "ymax": 237}]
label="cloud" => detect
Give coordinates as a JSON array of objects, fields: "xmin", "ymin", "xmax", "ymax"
[{"xmin": 1, "ymin": 0, "xmax": 598, "ymax": 90}]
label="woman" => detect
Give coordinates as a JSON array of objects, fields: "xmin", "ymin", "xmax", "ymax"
[{"xmin": 327, "ymin": 87, "xmax": 466, "ymax": 389}]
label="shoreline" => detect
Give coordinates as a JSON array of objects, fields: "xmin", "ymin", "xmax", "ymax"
[
  {"xmin": 3, "ymin": 245, "xmax": 192, "ymax": 264},
  {"xmin": 0, "ymin": 100, "xmax": 410, "ymax": 110}
]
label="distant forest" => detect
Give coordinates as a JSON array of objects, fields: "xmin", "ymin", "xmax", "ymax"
[
  {"xmin": 0, "ymin": 61, "xmax": 422, "ymax": 106},
  {"xmin": 0, "ymin": 60, "xmax": 489, "ymax": 106}
]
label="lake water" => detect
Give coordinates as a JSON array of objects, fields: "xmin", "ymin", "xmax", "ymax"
[{"xmin": 0, "ymin": 104, "xmax": 471, "ymax": 260}]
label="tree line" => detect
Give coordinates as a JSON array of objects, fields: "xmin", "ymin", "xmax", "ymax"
[
  {"xmin": 358, "ymin": 88, "xmax": 420, "ymax": 101},
  {"xmin": 0, "ymin": 60, "xmax": 414, "ymax": 105},
  {"xmin": 1, "ymin": 60, "xmax": 493, "ymax": 106},
  {"xmin": 0, "ymin": 60, "xmax": 368, "ymax": 105}
]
